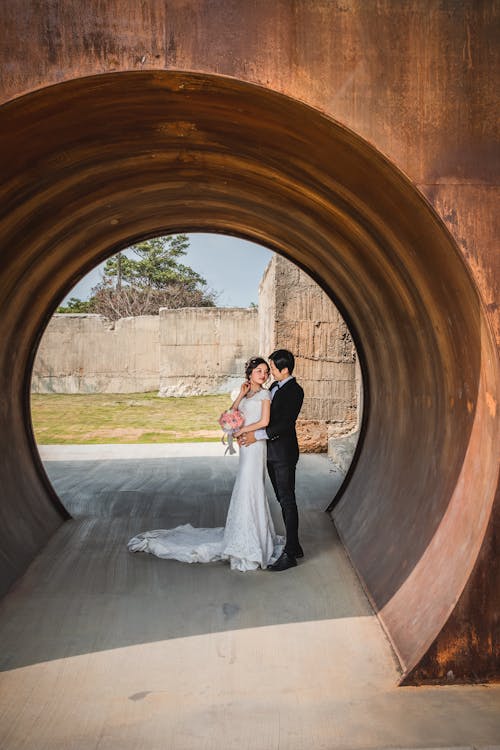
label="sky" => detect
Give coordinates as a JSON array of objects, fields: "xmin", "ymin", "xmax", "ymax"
[{"xmin": 64, "ymin": 233, "xmax": 273, "ymax": 308}]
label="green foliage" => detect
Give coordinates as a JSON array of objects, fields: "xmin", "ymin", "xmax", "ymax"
[
  {"xmin": 57, "ymin": 236, "xmax": 217, "ymax": 320},
  {"xmin": 102, "ymin": 235, "xmax": 206, "ymax": 290},
  {"xmin": 56, "ymin": 297, "xmax": 92, "ymax": 314}
]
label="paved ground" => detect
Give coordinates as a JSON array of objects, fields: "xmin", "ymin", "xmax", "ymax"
[{"xmin": 0, "ymin": 445, "xmax": 498, "ymax": 750}]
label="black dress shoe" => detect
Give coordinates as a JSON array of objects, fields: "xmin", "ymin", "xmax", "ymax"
[{"xmin": 268, "ymin": 552, "xmax": 297, "ymax": 571}]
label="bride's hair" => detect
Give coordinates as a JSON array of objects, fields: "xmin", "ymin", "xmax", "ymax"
[{"xmin": 245, "ymin": 356, "xmax": 269, "ymax": 381}]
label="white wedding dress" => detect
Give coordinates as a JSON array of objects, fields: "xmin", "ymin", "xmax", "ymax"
[{"xmin": 127, "ymin": 389, "xmax": 284, "ymax": 571}]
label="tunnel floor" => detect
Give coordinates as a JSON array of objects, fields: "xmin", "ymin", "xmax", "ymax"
[{"xmin": 0, "ymin": 446, "xmax": 498, "ymax": 750}]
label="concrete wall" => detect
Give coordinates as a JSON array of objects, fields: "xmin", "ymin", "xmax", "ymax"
[
  {"xmin": 159, "ymin": 307, "xmax": 258, "ymax": 396},
  {"xmin": 32, "ymin": 314, "xmax": 160, "ymax": 393},
  {"xmin": 33, "ymin": 263, "xmax": 360, "ymax": 455},
  {"xmin": 33, "ymin": 308, "xmax": 258, "ymax": 395},
  {"xmin": 259, "ymin": 255, "xmax": 361, "ymax": 454}
]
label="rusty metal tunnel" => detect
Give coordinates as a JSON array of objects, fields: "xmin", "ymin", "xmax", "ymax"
[{"xmin": 0, "ymin": 71, "xmax": 498, "ymax": 684}]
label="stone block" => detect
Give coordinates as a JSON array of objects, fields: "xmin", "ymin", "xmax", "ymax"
[
  {"xmin": 295, "ymin": 358, "xmax": 357, "ymax": 383},
  {"xmin": 32, "ymin": 314, "xmax": 160, "ymax": 393},
  {"xmin": 328, "ymin": 430, "xmax": 360, "ymax": 473},
  {"xmin": 296, "ymin": 419, "xmax": 329, "ymax": 453},
  {"xmin": 258, "ymin": 253, "xmax": 362, "ymax": 446},
  {"xmin": 159, "ymin": 307, "xmax": 259, "ymax": 396}
]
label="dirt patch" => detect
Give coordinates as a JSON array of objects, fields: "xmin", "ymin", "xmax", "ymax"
[
  {"xmin": 80, "ymin": 428, "xmax": 145, "ymax": 439},
  {"xmin": 77, "ymin": 428, "xmax": 221, "ymax": 440},
  {"xmin": 170, "ymin": 430, "xmax": 221, "ymax": 438}
]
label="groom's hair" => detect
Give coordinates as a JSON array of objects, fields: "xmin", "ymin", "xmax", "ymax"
[{"xmin": 269, "ymin": 349, "xmax": 295, "ymax": 374}]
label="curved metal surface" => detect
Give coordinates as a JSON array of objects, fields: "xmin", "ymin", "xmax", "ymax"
[{"xmin": 0, "ymin": 71, "xmax": 498, "ymax": 683}]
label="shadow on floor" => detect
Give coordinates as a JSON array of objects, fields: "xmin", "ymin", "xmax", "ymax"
[{"xmin": 0, "ymin": 453, "xmax": 373, "ymax": 671}]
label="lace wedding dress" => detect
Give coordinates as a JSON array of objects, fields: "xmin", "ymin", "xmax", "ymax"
[{"xmin": 127, "ymin": 389, "xmax": 284, "ymax": 571}]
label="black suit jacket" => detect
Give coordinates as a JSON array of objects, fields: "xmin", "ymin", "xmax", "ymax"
[{"xmin": 266, "ymin": 377, "xmax": 304, "ymax": 465}]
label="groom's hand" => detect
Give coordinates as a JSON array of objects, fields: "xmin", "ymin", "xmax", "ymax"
[{"xmin": 239, "ymin": 431, "xmax": 256, "ymax": 447}]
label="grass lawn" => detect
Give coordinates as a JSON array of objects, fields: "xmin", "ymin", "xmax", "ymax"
[{"xmin": 31, "ymin": 392, "xmax": 231, "ymax": 444}]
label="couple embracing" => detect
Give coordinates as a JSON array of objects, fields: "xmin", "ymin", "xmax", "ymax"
[{"xmin": 128, "ymin": 349, "xmax": 304, "ymax": 573}]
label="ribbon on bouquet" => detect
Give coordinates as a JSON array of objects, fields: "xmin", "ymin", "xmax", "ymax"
[{"xmin": 222, "ymin": 430, "xmax": 237, "ymax": 455}]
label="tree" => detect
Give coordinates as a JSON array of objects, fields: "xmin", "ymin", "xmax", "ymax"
[
  {"xmin": 56, "ymin": 235, "xmax": 217, "ymax": 320},
  {"xmin": 91, "ymin": 235, "xmax": 216, "ymax": 320},
  {"xmin": 102, "ymin": 235, "xmax": 206, "ymax": 291},
  {"xmin": 56, "ymin": 297, "xmax": 92, "ymax": 314}
]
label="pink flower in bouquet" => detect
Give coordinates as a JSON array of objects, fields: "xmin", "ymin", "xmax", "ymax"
[
  {"xmin": 218, "ymin": 409, "xmax": 244, "ymax": 454},
  {"xmin": 218, "ymin": 409, "xmax": 244, "ymax": 431}
]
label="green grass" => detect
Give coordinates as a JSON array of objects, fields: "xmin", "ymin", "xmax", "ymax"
[{"xmin": 31, "ymin": 392, "xmax": 231, "ymax": 444}]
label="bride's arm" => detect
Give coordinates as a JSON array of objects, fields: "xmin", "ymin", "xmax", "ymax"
[
  {"xmin": 230, "ymin": 381, "xmax": 250, "ymax": 410},
  {"xmin": 235, "ymin": 398, "xmax": 270, "ymax": 435}
]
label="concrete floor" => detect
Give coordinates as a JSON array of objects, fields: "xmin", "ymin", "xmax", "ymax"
[{"xmin": 0, "ymin": 445, "xmax": 498, "ymax": 750}]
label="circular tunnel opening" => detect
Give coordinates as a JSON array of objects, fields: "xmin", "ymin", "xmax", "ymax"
[
  {"xmin": 30, "ymin": 229, "xmax": 363, "ymax": 522},
  {"xmin": 0, "ymin": 71, "xmax": 497, "ymax": 683}
]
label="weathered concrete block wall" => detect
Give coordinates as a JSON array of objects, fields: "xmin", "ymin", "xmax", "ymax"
[
  {"xmin": 259, "ymin": 255, "xmax": 360, "ymax": 454},
  {"xmin": 32, "ymin": 314, "xmax": 160, "ymax": 393},
  {"xmin": 33, "ymin": 308, "xmax": 259, "ymax": 396},
  {"xmin": 159, "ymin": 307, "xmax": 258, "ymax": 396}
]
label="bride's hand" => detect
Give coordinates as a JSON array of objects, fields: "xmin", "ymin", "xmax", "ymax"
[{"xmin": 239, "ymin": 381, "xmax": 251, "ymax": 397}]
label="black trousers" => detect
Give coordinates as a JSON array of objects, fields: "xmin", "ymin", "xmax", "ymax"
[{"xmin": 267, "ymin": 461, "xmax": 300, "ymax": 555}]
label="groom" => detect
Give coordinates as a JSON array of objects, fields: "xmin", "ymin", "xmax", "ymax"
[{"xmin": 239, "ymin": 349, "xmax": 304, "ymax": 571}]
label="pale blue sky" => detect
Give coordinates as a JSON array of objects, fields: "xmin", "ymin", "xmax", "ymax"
[{"xmin": 65, "ymin": 234, "xmax": 273, "ymax": 308}]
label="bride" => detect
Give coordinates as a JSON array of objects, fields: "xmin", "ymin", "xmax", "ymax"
[{"xmin": 127, "ymin": 357, "xmax": 284, "ymax": 571}]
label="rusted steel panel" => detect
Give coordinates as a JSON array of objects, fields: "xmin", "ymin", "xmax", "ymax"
[
  {"xmin": 408, "ymin": 484, "xmax": 500, "ymax": 683},
  {"xmin": 0, "ymin": 1, "xmax": 498, "ymax": 683},
  {"xmin": 2, "ymin": 0, "xmax": 498, "ymax": 328},
  {"xmin": 421, "ymin": 184, "xmax": 500, "ymax": 345},
  {"xmin": 0, "ymin": 0, "xmax": 167, "ymax": 100},
  {"xmin": 2, "ymin": 2, "xmax": 498, "ymax": 184},
  {"xmin": 0, "ymin": 71, "xmax": 498, "ymax": 683}
]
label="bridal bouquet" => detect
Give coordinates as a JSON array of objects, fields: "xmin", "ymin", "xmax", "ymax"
[{"xmin": 218, "ymin": 408, "xmax": 244, "ymax": 455}]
